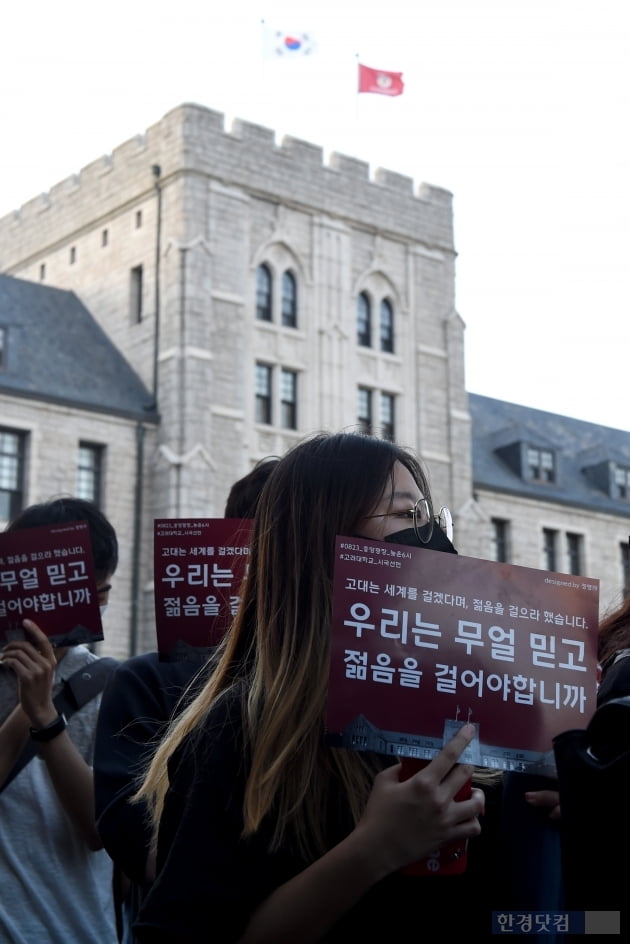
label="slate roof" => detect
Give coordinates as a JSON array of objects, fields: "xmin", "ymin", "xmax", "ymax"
[
  {"xmin": 0, "ymin": 274, "xmax": 158, "ymax": 422},
  {"xmin": 469, "ymin": 392, "xmax": 630, "ymax": 517}
]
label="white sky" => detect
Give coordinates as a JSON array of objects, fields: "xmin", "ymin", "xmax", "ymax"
[{"xmin": 2, "ymin": 0, "xmax": 629, "ymax": 431}]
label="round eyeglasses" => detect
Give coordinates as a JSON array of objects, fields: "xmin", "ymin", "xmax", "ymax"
[{"xmin": 364, "ymin": 497, "xmax": 453, "ymax": 545}]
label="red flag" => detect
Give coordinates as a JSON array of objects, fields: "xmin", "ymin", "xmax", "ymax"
[{"xmin": 358, "ymin": 63, "xmax": 404, "ymax": 97}]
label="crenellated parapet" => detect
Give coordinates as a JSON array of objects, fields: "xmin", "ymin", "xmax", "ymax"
[{"xmin": 0, "ymin": 102, "xmax": 454, "ymax": 258}]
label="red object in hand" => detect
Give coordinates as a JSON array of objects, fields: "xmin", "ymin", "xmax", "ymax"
[{"xmin": 399, "ymin": 756, "xmax": 472, "ymax": 876}]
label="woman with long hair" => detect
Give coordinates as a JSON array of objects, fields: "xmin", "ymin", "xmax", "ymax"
[{"xmin": 133, "ymin": 432, "xmax": 491, "ymax": 943}]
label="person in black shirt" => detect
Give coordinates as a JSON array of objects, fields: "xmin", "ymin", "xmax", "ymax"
[
  {"xmin": 133, "ymin": 432, "xmax": 496, "ymax": 943},
  {"xmin": 94, "ymin": 458, "xmax": 279, "ymax": 942}
]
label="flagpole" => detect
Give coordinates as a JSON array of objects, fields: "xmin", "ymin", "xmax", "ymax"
[{"xmin": 354, "ymin": 52, "xmax": 360, "ymax": 128}]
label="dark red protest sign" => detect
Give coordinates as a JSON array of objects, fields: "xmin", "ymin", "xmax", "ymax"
[
  {"xmin": 0, "ymin": 520, "xmax": 103, "ymax": 647},
  {"xmin": 153, "ymin": 518, "xmax": 253, "ymax": 660},
  {"xmin": 326, "ymin": 537, "xmax": 600, "ymax": 776}
]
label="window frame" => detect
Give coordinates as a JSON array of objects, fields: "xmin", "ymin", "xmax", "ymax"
[
  {"xmin": 281, "ymin": 271, "xmax": 298, "ymax": 329},
  {"xmin": 542, "ymin": 527, "xmax": 558, "ymax": 570},
  {"xmin": 491, "ymin": 518, "xmax": 510, "ymax": 563},
  {"xmin": 379, "ymin": 298, "xmax": 394, "ymax": 353},
  {"xmin": 380, "ymin": 391, "xmax": 395, "ymax": 441},
  {"xmin": 255, "ymin": 363, "xmax": 273, "ymax": 425},
  {"xmin": 357, "ymin": 386, "xmax": 373, "ymax": 434},
  {"xmin": 280, "ymin": 368, "xmax": 298, "ymax": 429},
  {"xmin": 256, "ymin": 264, "xmax": 273, "ymax": 322},
  {"xmin": 528, "ymin": 446, "xmax": 556, "ymax": 483},
  {"xmin": 614, "ymin": 465, "xmax": 630, "ymax": 500},
  {"xmin": 0, "ymin": 427, "xmax": 25, "ymax": 523},
  {"xmin": 130, "ymin": 265, "xmax": 143, "ymax": 324},
  {"xmin": 357, "ymin": 292, "xmax": 372, "ymax": 347},
  {"xmin": 566, "ymin": 532, "xmax": 583, "ymax": 576},
  {"xmin": 76, "ymin": 442, "xmax": 104, "ymax": 506}
]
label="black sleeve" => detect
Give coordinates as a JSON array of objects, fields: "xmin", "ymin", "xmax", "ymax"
[
  {"xmin": 93, "ymin": 652, "xmax": 202, "ymax": 885},
  {"xmin": 497, "ymin": 771, "xmax": 563, "ymax": 910},
  {"xmin": 133, "ymin": 703, "xmax": 506, "ymax": 943},
  {"xmin": 133, "ymin": 696, "xmax": 297, "ymax": 944}
]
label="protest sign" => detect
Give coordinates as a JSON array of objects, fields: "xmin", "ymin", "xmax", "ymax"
[
  {"xmin": 0, "ymin": 520, "xmax": 103, "ymax": 647},
  {"xmin": 153, "ymin": 518, "xmax": 252, "ymax": 660},
  {"xmin": 325, "ymin": 536, "xmax": 600, "ymax": 776}
]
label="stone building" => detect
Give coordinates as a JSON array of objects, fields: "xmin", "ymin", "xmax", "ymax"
[
  {"xmin": 0, "ymin": 274, "xmax": 158, "ymax": 655},
  {"xmin": 0, "ymin": 103, "xmax": 469, "ymax": 655},
  {"xmin": 469, "ymin": 393, "xmax": 630, "ymax": 617},
  {"xmin": 0, "ymin": 102, "xmax": 628, "ymax": 655}
]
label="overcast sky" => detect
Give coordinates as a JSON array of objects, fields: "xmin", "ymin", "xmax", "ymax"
[{"xmin": 2, "ymin": 0, "xmax": 628, "ymax": 431}]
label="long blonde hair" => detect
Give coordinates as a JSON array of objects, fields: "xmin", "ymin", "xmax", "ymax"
[{"xmin": 135, "ymin": 432, "xmax": 433, "ymax": 860}]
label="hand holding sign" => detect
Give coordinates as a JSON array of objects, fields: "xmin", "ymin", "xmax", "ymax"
[
  {"xmin": 0, "ymin": 618, "xmax": 59, "ymax": 728},
  {"xmin": 355, "ymin": 723, "xmax": 484, "ymax": 877},
  {"xmin": 398, "ymin": 755, "xmax": 472, "ymax": 874}
]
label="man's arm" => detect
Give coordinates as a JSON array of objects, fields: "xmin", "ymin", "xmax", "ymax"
[
  {"xmin": 0, "ymin": 701, "xmax": 30, "ymax": 787},
  {"xmin": 0, "ymin": 619, "xmax": 102, "ymax": 849},
  {"xmin": 94, "ymin": 654, "xmax": 200, "ymax": 884}
]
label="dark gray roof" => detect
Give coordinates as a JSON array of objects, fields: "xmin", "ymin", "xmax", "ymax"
[
  {"xmin": 469, "ymin": 392, "xmax": 630, "ymax": 517},
  {"xmin": 0, "ymin": 274, "xmax": 157, "ymax": 421}
]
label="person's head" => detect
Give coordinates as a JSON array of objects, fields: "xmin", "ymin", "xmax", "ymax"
[
  {"xmin": 229, "ymin": 431, "xmax": 436, "ymax": 699},
  {"xmin": 6, "ymin": 496, "xmax": 118, "ymax": 606},
  {"xmin": 247, "ymin": 429, "xmax": 432, "ymax": 613},
  {"xmin": 223, "ymin": 456, "xmax": 280, "ymax": 518}
]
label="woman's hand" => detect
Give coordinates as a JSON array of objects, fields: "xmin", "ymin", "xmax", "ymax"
[
  {"xmin": 237, "ymin": 724, "xmax": 485, "ymax": 944},
  {"xmin": 0, "ymin": 619, "xmax": 58, "ymax": 728},
  {"xmin": 355, "ymin": 723, "xmax": 485, "ymax": 875}
]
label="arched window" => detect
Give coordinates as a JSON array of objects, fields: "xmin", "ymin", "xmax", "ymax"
[
  {"xmin": 281, "ymin": 271, "xmax": 297, "ymax": 328},
  {"xmin": 256, "ymin": 264, "xmax": 272, "ymax": 321},
  {"xmin": 357, "ymin": 292, "xmax": 371, "ymax": 347},
  {"xmin": 379, "ymin": 299, "xmax": 394, "ymax": 353}
]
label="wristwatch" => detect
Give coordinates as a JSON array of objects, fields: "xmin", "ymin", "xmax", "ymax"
[{"xmin": 30, "ymin": 713, "xmax": 68, "ymax": 742}]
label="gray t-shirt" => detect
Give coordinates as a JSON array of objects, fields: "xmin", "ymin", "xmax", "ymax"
[{"xmin": 0, "ymin": 645, "xmax": 118, "ymax": 943}]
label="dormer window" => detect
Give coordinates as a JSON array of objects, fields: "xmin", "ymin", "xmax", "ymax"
[
  {"xmin": 581, "ymin": 458, "xmax": 630, "ymax": 499},
  {"xmin": 495, "ymin": 439, "xmax": 558, "ymax": 486},
  {"xmin": 527, "ymin": 447, "xmax": 555, "ymax": 483},
  {"xmin": 614, "ymin": 466, "xmax": 630, "ymax": 499}
]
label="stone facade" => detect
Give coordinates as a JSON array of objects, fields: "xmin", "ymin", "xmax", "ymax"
[
  {"xmin": 1, "ymin": 103, "xmax": 628, "ymax": 656},
  {"xmin": 0, "ymin": 103, "xmax": 469, "ymax": 656},
  {"xmin": 472, "ymin": 486, "xmax": 629, "ymax": 616}
]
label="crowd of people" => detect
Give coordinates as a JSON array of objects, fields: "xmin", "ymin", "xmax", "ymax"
[{"xmin": 1, "ymin": 431, "xmax": 627, "ymax": 942}]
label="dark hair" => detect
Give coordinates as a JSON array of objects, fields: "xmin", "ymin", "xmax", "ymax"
[
  {"xmin": 598, "ymin": 592, "xmax": 630, "ymax": 665},
  {"xmin": 6, "ymin": 497, "xmax": 119, "ymax": 579},
  {"xmin": 246, "ymin": 432, "xmax": 431, "ymax": 640},
  {"xmin": 224, "ymin": 456, "xmax": 280, "ymax": 518},
  {"xmin": 139, "ymin": 431, "xmax": 433, "ymax": 855}
]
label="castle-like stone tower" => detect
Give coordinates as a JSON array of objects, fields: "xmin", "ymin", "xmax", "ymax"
[{"xmin": 0, "ymin": 103, "xmax": 473, "ymax": 653}]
